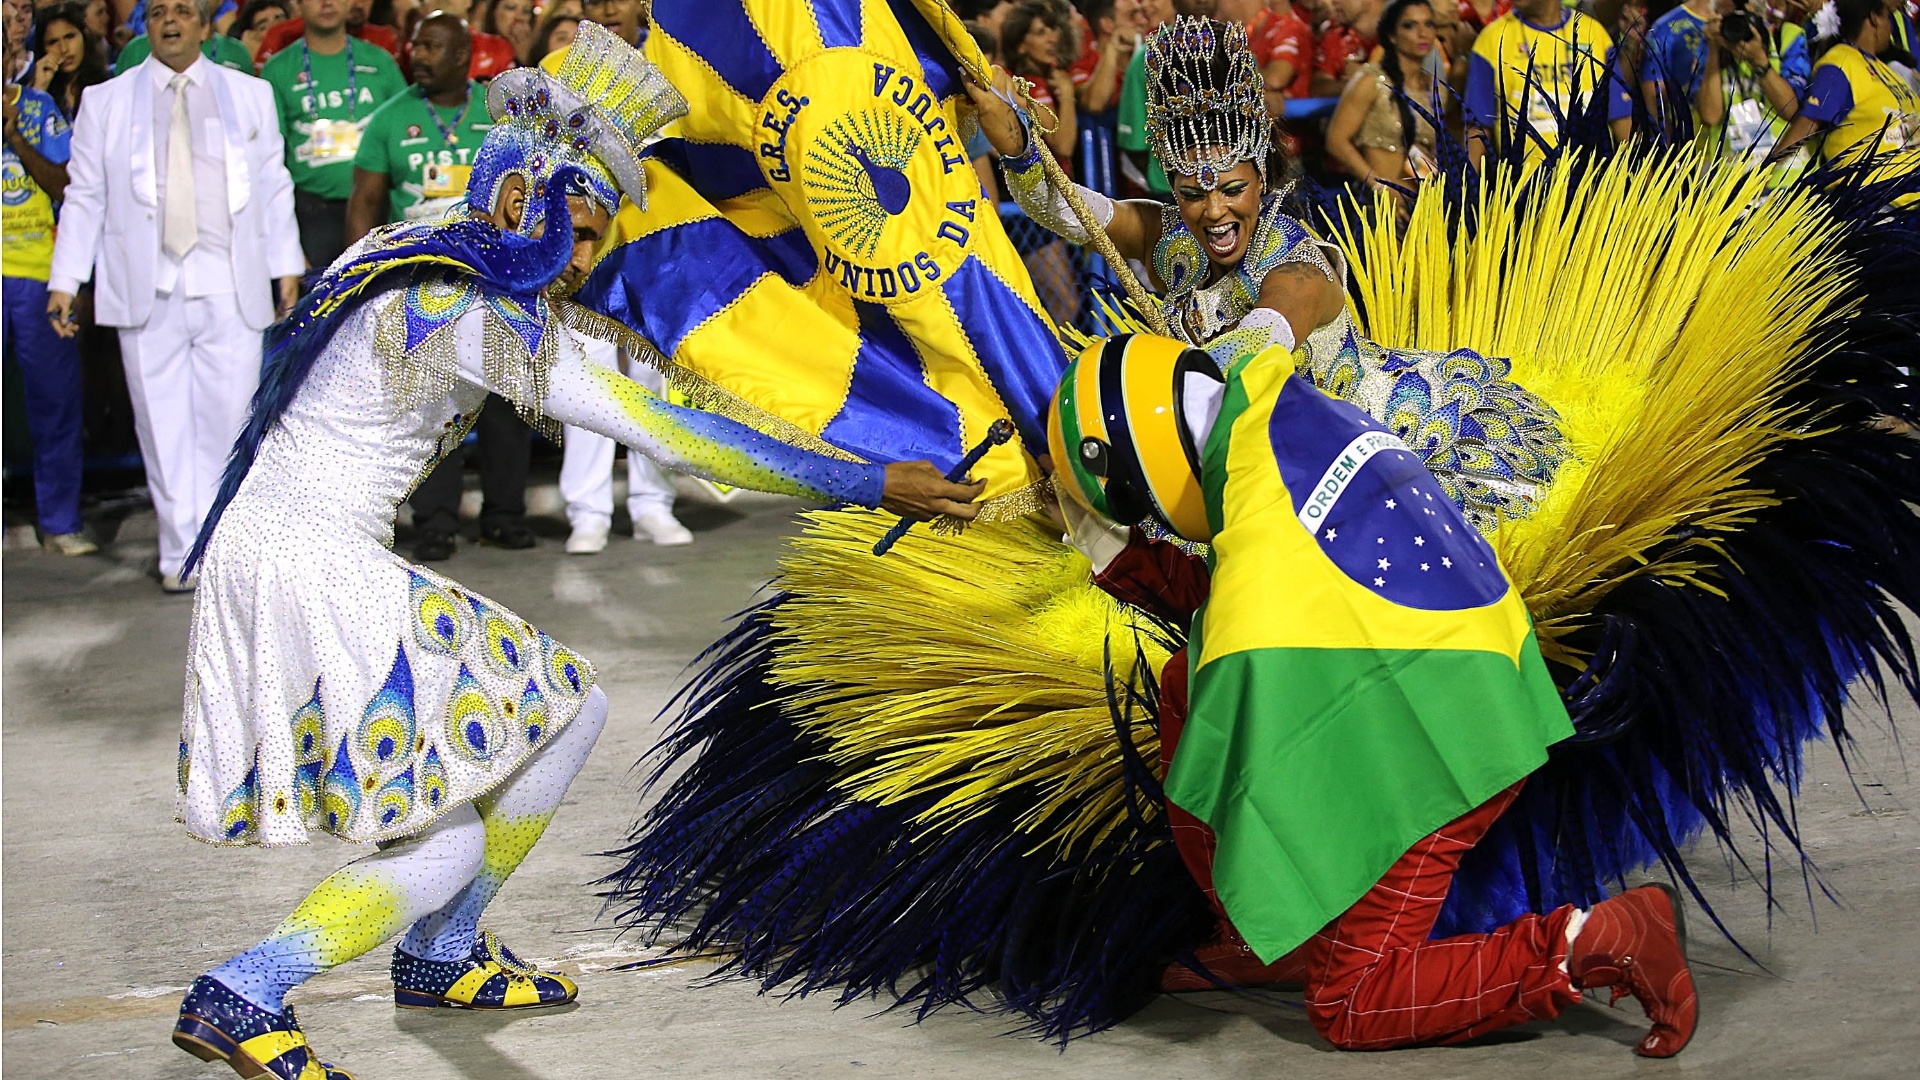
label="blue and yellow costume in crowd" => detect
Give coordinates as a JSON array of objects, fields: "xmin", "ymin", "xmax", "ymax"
[
  {"xmin": 1465, "ymin": 8, "xmax": 1636, "ymax": 160},
  {"xmin": 1803, "ymin": 40, "xmax": 1920, "ymax": 165},
  {"xmin": 2, "ymin": 85, "xmax": 86, "ymax": 541}
]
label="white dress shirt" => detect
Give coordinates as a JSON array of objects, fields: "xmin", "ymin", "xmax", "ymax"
[{"xmin": 149, "ymin": 56, "xmax": 234, "ymax": 297}]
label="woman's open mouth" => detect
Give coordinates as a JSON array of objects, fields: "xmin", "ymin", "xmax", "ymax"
[{"xmin": 1204, "ymin": 221, "xmax": 1241, "ymax": 259}]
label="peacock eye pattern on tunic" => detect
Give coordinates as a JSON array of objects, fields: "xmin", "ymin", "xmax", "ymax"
[
  {"xmin": 446, "ymin": 663, "xmax": 499, "ymax": 763},
  {"xmin": 376, "ymin": 765, "xmax": 415, "ymax": 829},
  {"xmin": 539, "ymin": 632, "xmax": 590, "ymax": 700},
  {"xmin": 322, "ymin": 733, "xmax": 361, "ymax": 834},
  {"xmin": 213, "ymin": 567, "xmax": 593, "ymax": 842},
  {"xmin": 399, "ymin": 275, "xmax": 478, "ymax": 352},
  {"xmin": 469, "ymin": 595, "xmax": 530, "ymax": 677},
  {"xmin": 178, "ymin": 739, "xmax": 191, "ymax": 797},
  {"xmin": 220, "ymin": 755, "xmax": 261, "ymax": 843},
  {"xmin": 420, "ymin": 746, "xmax": 448, "ymax": 811},
  {"xmin": 357, "ymin": 645, "xmax": 418, "ymax": 768},
  {"xmin": 291, "ymin": 678, "xmax": 327, "ymax": 817},
  {"xmin": 519, "ymin": 678, "xmax": 549, "ymax": 746},
  {"xmin": 410, "ymin": 572, "xmax": 469, "ymax": 657}
]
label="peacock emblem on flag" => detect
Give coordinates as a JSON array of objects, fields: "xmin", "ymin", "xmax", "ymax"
[{"xmin": 803, "ymin": 109, "xmax": 921, "ymax": 260}]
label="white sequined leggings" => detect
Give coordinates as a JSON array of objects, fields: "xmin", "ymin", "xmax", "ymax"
[{"xmin": 208, "ymin": 686, "xmax": 608, "ymax": 1012}]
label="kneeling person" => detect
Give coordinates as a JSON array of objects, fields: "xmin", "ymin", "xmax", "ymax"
[{"xmin": 1053, "ymin": 333, "xmax": 1698, "ymax": 1057}]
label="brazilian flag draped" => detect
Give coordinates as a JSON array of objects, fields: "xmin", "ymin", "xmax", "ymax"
[
  {"xmin": 1170, "ymin": 348, "xmax": 1575, "ymax": 962},
  {"xmin": 572, "ymin": 0, "xmax": 1066, "ymax": 514}
]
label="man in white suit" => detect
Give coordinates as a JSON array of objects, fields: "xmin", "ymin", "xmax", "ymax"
[{"xmin": 47, "ymin": 0, "xmax": 304, "ymax": 592}]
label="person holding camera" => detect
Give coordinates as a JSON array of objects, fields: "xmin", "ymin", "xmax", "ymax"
[
  {"xmin": 1693, "ymin": 1, "xmax": 1810, "ymax": 174},
  {"xmin": 1642, "ymin": 0, "xmax": 1810, "ymax": 144}
]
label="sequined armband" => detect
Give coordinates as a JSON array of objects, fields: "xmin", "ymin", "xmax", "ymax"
[{"xmin": 1003, "ymin": 138, "xmax": 1115, "ymax": 248}]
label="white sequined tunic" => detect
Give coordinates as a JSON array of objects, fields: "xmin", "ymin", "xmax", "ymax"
[{"xmin": 177, "ymin": 294, "xmax": 596, "ymax": 848}]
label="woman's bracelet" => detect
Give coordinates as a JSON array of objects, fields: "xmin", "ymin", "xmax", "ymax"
[{"xmin": 1002, "ymin": 110, "xmax": 1044, "ymax": 173}]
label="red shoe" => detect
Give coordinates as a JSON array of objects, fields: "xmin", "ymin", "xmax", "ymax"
[
  {"xmin": 1160, "ymin": 935, "xmax": 1310, "ymax": 992},
  {"xmin": 1568, "ymin": 883, "xmax": 1699, "ymax": 1058}
]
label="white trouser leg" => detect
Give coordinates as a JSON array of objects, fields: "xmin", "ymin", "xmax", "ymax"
[
  {"xmin": 119, "ymin": 291, "xmax": 196, "ymax": 577},
  {"xmin": 188, "ymin": 294, "xmax": 262, "ymax": 536},
  {"xmin": 559, "ymin": 426, "xmax": 616, "ymax": 530},
  {"xmin": 399, "ymin": 686, "xmax": 610, "ymax": 961},
  {"xmin": 623, "ymin": 362, "xmax": 677, "ymax": 517},
  {"xmin": 205, "ymin": 803, "xmax": 487, "ymax": 1013}
]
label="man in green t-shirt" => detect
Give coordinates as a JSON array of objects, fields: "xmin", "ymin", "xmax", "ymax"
[
  {"xmin": 344, "ymin": 14, "xmax": 490, "ymax": 241},
  {"xmin": 260, "ymin": 0, "xmax": 406, "ymax": 269},
  {"xmin": 1115, "ymin": 15, "xmax": 1171, "ymax": 194}
]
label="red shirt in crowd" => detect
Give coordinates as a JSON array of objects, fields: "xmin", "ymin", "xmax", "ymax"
[
  {"xmin": 468, "ymin": 34, "xmax": 519, "ymax": 79},
  {"xmin": 1250, "ymin": 6, "xmax": 1315, "ymax": 99},
  {"xmin": 259, "ymin": 19, "xmax": 517, "ymax": 81},
  {"xmin": 256, "ymin": 18, "xmax": 402, "ymax": 62},
  {"xmin": 1456, "ymin": 0, "xmax": 1513, "ymax": 31},
  {"xmin": 1315, "ymin": 23, "xmax": 1375, "ymax": 81},
  {"xmin": 1068, "ymin": 30, "xmax": 1127, "ymax": 106},
  {"xmin": 401, "ymin": 32, "xmax": 519, "ymax": 81}
]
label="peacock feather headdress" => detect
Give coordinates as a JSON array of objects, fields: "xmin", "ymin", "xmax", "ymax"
[
  {"xmin": 475, "ymin": 20, "xmax": 688, "ymax": 225},
  {"xmin": 1143, "ymin": 16, "xmax": 1270, "ymax": 189}
]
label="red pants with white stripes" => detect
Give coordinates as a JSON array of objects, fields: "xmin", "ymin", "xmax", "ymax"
[
  {"xmin": 1302, "ymin": 782, "xmax": 1583, "ymax": 1049},
  {"xmin": 1160, "ymin": 656, "xmax": 1580, "ymax": 1049}
]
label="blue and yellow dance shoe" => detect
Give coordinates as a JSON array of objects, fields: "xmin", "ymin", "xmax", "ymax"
[
  {"xmin": 173, "ymin": 975, "xmax": 355, "ymax": 1080},
  {"xmin": 391, "ymin": 929, "xmax": 578, "ymax": 1009}
]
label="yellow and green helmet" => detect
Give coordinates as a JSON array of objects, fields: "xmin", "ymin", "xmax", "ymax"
[{"xmin": 1048, "ymin": 333, "xmax": 1221, "ymax": 543}]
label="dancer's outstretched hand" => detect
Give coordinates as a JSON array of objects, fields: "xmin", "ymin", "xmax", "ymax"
[
  {"xmin": 960, "ymin": 65, "xmax": 1028, "ymax": 159},
  {"xmin": 881, "ymin": 461, "xmax": 986, "ymax": 522}
]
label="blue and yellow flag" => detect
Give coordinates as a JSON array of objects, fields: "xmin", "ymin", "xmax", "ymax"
[
  {"xmin": 572, "ymin": 0, "xmax": 1066, "ymax": 515},
  {"xmin": 1171, "ymin": 348, "xmax": 1574, "ymax": 962}
]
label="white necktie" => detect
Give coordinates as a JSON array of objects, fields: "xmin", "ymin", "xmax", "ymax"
[{"xmin": 163, "ymin": 73, "xmax": 197, "ymax": 259}]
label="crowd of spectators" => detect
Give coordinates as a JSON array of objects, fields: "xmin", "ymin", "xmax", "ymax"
[
  {"xmin": 957, "ymin": 0, "xmax": 1918, "ymax": 194},
  {"xmin": 3, "ymin": 0, "xmax": 1916, "ymax": 585},
  {"xmin": 3, "ymin": 0, "xmax": 682, "ymax": 586}
]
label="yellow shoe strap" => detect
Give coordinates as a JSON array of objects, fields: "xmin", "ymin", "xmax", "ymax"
[{"xmin": 236, "ymin": 1029, "xmax": 309, "ymax": 1067}]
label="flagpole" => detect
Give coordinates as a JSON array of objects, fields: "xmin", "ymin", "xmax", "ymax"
[
  {"xmin": 1010, "ymin": 81, "xmax": 1172, "ymax": 339},
  {"xmin": 915, "ymin": 0, "xmax": 1171, "ymax": 340}
]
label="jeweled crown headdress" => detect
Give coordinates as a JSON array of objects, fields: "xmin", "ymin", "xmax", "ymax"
[
  {"xmin": 476, "ymin": 20, "xmax": 688, "ymax": 221},
  {"xmin": 1143, "ymin": 16, "xmax": 1270, "ymax": 189}
]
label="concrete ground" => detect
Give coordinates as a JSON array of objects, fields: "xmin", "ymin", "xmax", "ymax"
[{"xmin": 4, "ymin": 486, "xmax": 1918, "ymax": 1080}]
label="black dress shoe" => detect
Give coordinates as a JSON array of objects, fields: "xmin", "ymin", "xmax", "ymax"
[
  {"xmin": 478, "ymin": 520, "xmax": 537, "ymax": 549},
  {"xmin": 413, "ymin": 531, "xmax": 457, "ymax": 562}
]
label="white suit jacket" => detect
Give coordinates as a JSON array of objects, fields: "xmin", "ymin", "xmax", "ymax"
[{"xmin": 49, "ymin": 56, "xmax": 305, "ymax": 331}]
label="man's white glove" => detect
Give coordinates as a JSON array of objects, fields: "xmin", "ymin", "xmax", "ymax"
[{"xmin": 1059, "ymin": 488, "xmax": 1130, "ymax": 574}]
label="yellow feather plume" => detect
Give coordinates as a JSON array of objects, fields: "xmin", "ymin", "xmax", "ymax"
[
  {"xmin": 755, "ymin": 151, "xmax": 1859, "ymax": 856},
  {"xmin": 768, "ymin": 510, "xmax": 1168, "ymax": 858},
  {"xmin": 1332, "ymin": 150, "xmax": 1849, "ymax": 663}
]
